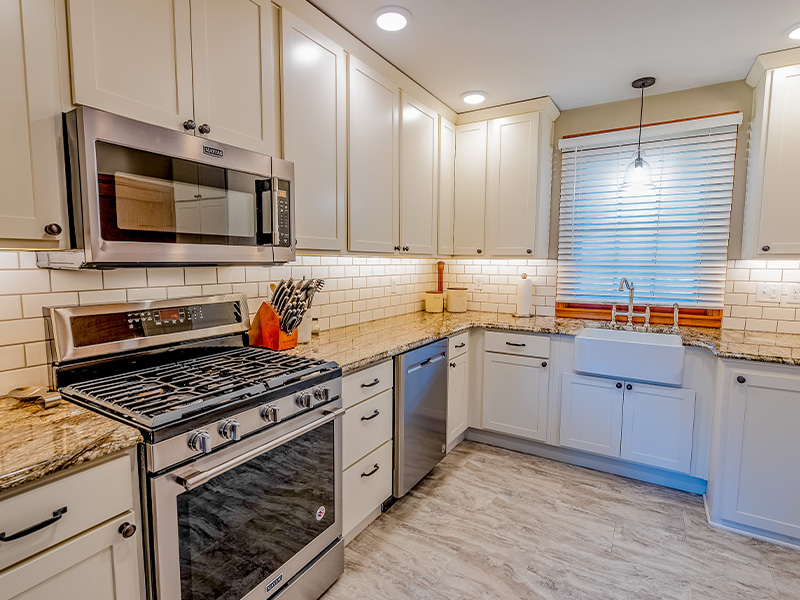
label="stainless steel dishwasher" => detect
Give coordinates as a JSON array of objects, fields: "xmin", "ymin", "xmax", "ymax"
[{"xmin": 394, "ymin": 339, "xmax": 448, "ymax": 497}]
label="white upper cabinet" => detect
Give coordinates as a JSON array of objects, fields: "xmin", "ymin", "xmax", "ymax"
[
  {"xmin": 438, "ymin": 118, "xmax": 456, "ymax": 255},
  {"xmin": 0, "ymin": 0, "xmax": 67, "ymax": 246},
  {"xmin": 453, "ymin": 121, "xmax": 488, "ymax": 256},
  {"xmin": 486, "ymin": 112, "xmax": 548, "ymax": 256},
  {"xmin": 67, "ymin": 0, "xmax": 194, "ymax": 131},
  {"xmin": 281, "ymin": 11, "xmax": 346, "ymax": 251},
  {"xmin": 744, "ymin": 55, "xmax": 800, "ymax": 257},
  {"xmin": 399, "ymin": 92, "xmax": 438, "ymax": 255},
  {"xmin": 67, "ymin": 0, "xmax": 276, "ymax": 153},
  {"xmin": 189, "ymin": 0, "xmax": 276, "ymax": 154},
  {"xmin": 348, "ymin": 57, "xmax": 399, "ymax": 253}
]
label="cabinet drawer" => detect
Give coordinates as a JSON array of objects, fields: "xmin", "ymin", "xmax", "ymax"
[
  {"xmin": 342, "ymin": 360, "xmax": 393, "ymax": 409},
  {"xmin": 448, "ymin": 332, "xmax": 469, "ymax": 358},
  {"xmin": 342, "ymin": 441, "xmax": 393, "ymax": 536},
  {"xmin": 343, "ymin": 390, "xmax": 393, "ymax": 469},
  {"xmin": 0, "ymin": 454, "xmax": 133, "ymax": 571},
  {"xmin": 485, "ymin": 331, "xmax": 550, "ymax": 358}
]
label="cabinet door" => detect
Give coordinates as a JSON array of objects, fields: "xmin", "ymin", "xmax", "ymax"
[
  {"xmin": 757, "ymin": 65, "xmax": 800, "ymax": 255},
  {"xmin": 447, "ymin": 351, "xmax": 469, "ymax": 446},
  {"xmin": 620, "ymin": 382, "xmax": 695, "ymax": 474},
  {"xmin": 67, "ymin": 0, "xmax": 194, "ymax": 131},
  {"xmin": 438, "ymin": 118, "xmax": 456, "ymax": 255},
  {"xmin": 0, "ymin": 512, "xmax": 143, "ymax": 600},
  {"xmin": 453, "ymin": 122, "xmax": 487, "ymax": 256},
  {"xmin": 560, "ymin": 373, "xmax": 623, "ymax": 457},
  {"xmin": 0, "ymin": 0, "xmax": 66, "ymax": 245},
  {"xmin": 282, "ymin": 11, "xmax": 346, "ymax": 251},
  {"xmin": 721, "ymin": 370, "xmax": 800, "ymax": 538},
  {"xmin": 399, "ymin": 92, "xmax": 438, "ymax": 255},
  {"xmin": 348, "ymin": 57, "xmax": 399, "ymax": 253},
  {"xmin": 190, "ymin": 0, "xmax": 276, "ymax": 154},
  {"xmin": 482, "ymin": 352, "xmax": 549, "ymax": 441},
  {"xmin": 486, "ymin": 113, "xmax": 540, "ymax": 256}
]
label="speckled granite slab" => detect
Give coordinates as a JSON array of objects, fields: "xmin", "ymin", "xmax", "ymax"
[
  {"xmin": 288, "ymin": 310, "xmax": 800, "ymax": 372},
  {"xmin": 0, "ymin": 396, "xmax": 141, "ymax": 494}
]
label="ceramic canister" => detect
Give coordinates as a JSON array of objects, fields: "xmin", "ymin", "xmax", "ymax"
[
  {"xmin": 425, "ymin": 291, "xmax": 445, "ymax": 313},
  {"xmin": 447, "ymin": 287, "xmax": 468, "ymax": 312}
]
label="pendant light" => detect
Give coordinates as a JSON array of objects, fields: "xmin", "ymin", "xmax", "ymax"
[{"xmin": 621, "ymin": 76, "xmax": 656, "ymax": 192}]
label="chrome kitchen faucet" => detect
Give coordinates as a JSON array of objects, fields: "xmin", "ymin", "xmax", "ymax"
[{"xmin": 612, "ymin": 278, "xmax": 650, "ymax": 326}]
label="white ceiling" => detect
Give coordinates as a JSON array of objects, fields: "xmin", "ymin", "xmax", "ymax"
[{"xmin": 308, "ymin": 0, "xmax": 800, "ymax": 112}]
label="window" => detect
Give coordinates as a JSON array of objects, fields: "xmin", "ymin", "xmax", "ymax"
[{"xmin": 556, "ymin": 113, "xmax": 742, "ymax": 326}]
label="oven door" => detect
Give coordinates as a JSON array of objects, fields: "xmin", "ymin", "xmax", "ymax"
[{"xmin": 149, "ymin": 403, "xmax": 343, "ymax": 600}]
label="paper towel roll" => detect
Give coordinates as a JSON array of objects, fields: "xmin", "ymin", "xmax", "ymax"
[{"xmin": 515, "ymin": 274, "xmax": 532, "ymax": 317}]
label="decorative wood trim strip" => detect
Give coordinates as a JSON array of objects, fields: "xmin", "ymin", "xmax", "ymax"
[
  {"xmin": 561, "ymin": 111, "xmax": 741, "ymax": 140},
  {"xmin": 555, "ymin": 303, "xmax": 722, "ymax": 328}
]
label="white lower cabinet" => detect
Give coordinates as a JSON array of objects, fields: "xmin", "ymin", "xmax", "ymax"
[
  {"xmin": 559, "ymin": 373, "xmax": 696, "ymax": 474},
  {"xmin": 482, "ymin": 351, "xmax": 549, "ymax": 442},
  {"xmin": 342, "ymin": 441, "xmax": 393, "ymax": 538},
  {"xmin": 560, "ymin": 373, "xmax": 623, "ymax": 457},
  {"xmin": 720, "ymin": 367, "xmax": 800, "ymax": 538},
  {"xmin": 342, "ymin": 389, "xmax": 392, "ymax": 468},
  {"xmin": 447, "ymin": 347, "xmax": 469, "ymax": 447}
]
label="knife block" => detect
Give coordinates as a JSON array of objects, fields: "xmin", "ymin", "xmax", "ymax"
[{"xmin": 248, "ymin": 302, "xmax": 298, "ymax": 351}]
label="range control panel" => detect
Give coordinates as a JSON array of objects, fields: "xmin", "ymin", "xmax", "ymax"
[{"xmin": 70, "ymin": 301, "xmax": 241, "ymax": 348}]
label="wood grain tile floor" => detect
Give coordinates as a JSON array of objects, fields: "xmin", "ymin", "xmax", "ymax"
[{"xmin": 322, "ymin": 441, "xmax": 800, "ymax": 600}]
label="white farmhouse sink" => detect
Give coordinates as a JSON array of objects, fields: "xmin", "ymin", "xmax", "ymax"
[{"xmin": 574, "ymin": 328, "xmax": 685, "ymax": 386}]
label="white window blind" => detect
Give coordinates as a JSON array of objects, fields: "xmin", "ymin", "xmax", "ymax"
[{"xmin": 557, "ymin": 114, "xmax": 741, "ymax": 309}]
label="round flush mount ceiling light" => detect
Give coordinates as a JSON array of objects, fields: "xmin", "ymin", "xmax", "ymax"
[
  {"xmin": 462, "ymin": 91, "xmax": 487, "ymax": 105},
  {"xmin": 375, "ymin": 6, "xmax": 411, "ymax": 32},
  {"xmin": 789, "ymin": 24, "xmax": 800, "ymax": 40}
]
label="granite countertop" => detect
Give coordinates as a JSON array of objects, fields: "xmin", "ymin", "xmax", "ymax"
[
  {"xmin": 0, "ymin": 395, "xmax": 142, "ymax": 494},
  {"xmin": 289, "ymin": 310, "xmax": 800, "ymax": 372}
]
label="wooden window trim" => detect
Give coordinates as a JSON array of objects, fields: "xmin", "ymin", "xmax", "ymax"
[{"xmin": 556, "ymin": 303, "xmax": 722, "ymax": 328}]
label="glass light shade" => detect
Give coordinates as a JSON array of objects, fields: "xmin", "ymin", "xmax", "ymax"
[
  {"xmin": 462, "ymin": 91, "xmax": 487, "ymax": 105},
  {"xmin": 375, "ymin": 7, "xmax": 410, "ymax": 31},
  {"xmin": 621, "ymin": 151, "xmax": 655, "ymax": 193},
  {"xmin": 790, "ymin": 26, "xmax": 800, "ymax": 40}
]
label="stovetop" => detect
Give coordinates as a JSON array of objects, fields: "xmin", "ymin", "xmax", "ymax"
[{"xmin": 60, "ymin": 346, "xmax": 338, "ymax": 429}]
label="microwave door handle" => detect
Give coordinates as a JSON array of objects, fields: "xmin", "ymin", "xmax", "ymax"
[
  {"xmin": 271, "ymin": 176, "xmax": 280, "ymax": 247},
  {"xmin": 255, "ymin": 178, "xmax": 270, "ymax": 244},
  {"xmin": 175, "ymin": 408, "xmax": 345, "ymax": 491}
]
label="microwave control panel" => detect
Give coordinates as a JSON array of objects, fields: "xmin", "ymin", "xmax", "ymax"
[
  {"xmin": 275, "ymin": 178, "xmax": 291, "ymax": 247},
  {"xmin": 69, "ymin": 301, "xmax": 243, "ymax": 348}
]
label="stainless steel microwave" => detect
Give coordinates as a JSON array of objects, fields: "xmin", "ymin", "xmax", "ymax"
[{"xmin": 37, "ymin": 107, "xmax": 294, "ymax": 269}]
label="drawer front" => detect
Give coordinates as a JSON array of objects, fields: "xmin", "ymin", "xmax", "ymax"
[
  {"xmin": 343, "ymin": 389, "xmax": 393, "ymax": 469},
  {"xmin": 485, "ymin": 330, "xmax": 550, "ymax": 358},
  {"xmin": 448, "ymin": 332, "xmax": 469, "ymax": 358},
  {"xmin": 342, "ymin": 360, "xmax": 393, "ymax": 409},
  {"xmin": 0, "ymin": 454, "xmax": 133, "ymax": 571},
  {"xmin": 342, "ymin": 441, "xmax": 393, "ymax": 535}
]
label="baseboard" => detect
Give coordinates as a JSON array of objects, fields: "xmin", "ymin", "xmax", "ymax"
[
  {"xmin": 702, "ymin": 494, "xmax": 800, "ymax": 551},
  {"xmin": 343, "ymin": 506, "xmax": 382, "ymax": 546},
  {"xmin": 446, "ymin": 430, "xmax": 467, "ymax": 454},
  {"xmin": 465, "ymin": 428, "xmax": 708, "ymax": 495}
]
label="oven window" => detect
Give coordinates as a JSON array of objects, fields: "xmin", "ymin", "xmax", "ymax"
[
  {"xmin": 95, "ymin": 141, "xmax": 271, "ymax": 245},
  {"xmin": 176, "ymin": 423, "xmax": 335, "ymax": 600}
]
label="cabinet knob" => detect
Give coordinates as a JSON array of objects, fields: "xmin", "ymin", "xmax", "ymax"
[
  {"xmin": 626, "ymin": 384, "xmax": 633, "ymax": 391},
  {"xmin": 183, "ymin": 119, "xmax": 197, "ymax": 131},
  {"xmin": 541, "ymin": 361, "xmax": 547, "ymax": 367},
  {"xmin": 198, "ymin": 123, "xmax": 211, "ymax": 134},
  {"xmin": 762, "ymin": 245, "xmax": 770, "ymax": 252},
  {"xmin": 616, "ymin": 382, "xmax": 623, "ymax": 389},
  {"xmin": 450, "ymin": 362, "xmax": 456, "ymax": 368},
  {"xmin": 43, "ymin": 223, "xmax": 62, "ymax": 236},
  {"xmin": 394, "ymin": 245, "xmax": 400, "ymax": 251},
  {"xmin": 526, "ymin": 249, "xmax": 532, "ymax": 254},
  {"xmin": 402, "ymin": 246, "xmax": 409, "ymax": 252},
  {"xmin": 477, "ymin": 249, "xmax": 483, "ymax": 254},
  {"xmin": 119, "ymin": 522, "xmax": 137, "ymax": 539},
  {"xmin": 736, "ymin": 375, "xmax": 746, "ymax": 384}
]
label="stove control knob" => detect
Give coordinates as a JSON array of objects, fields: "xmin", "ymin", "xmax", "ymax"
[
  {"xmin": 296, "ymin": 392, "xmax": 312, "ymax": 409},
  {"xmin": 219, "ymin": 419, "xmax": 241, "ymax": 441},
  {"xmin": 188, "ymin": 430, "xmax": 212, "ymax": 454},
  {"xmin": 314, "ymin": 386, "xmax": 329, "ymax": 402},
  {"xmin": 261, "ymin": 404, "xmax": 280, "ymax": 423}
]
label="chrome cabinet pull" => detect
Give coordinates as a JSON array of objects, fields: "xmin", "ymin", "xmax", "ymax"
[
  {"xmin": 361, "ymin": 464, "xmax": 380, "ymax": 478},
  {"xmin": 0, "ymin": 507, "xmax": 67, "ymax": 543},
  {"xmin": 361, "ymin": 409, "xmax": 380, "ymax": 421},
  {"xmin": 506, "ymin": 341, "xmax": 526, "ymax": 347},
  {"xmin": 176, "ymin": 408, "xmax": 345, "ymax": 491},
  {"xmin": 361, "ymin": 378, "xmax": 380, "ymax": 388},
  {"xmin": 455, "ymin": 343, "xmax": 466, "ymax": 348}
]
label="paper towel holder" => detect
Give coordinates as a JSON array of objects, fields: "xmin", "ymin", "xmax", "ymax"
[{"xmin": 513, "ymin": 272, "xmax": 534, "ymax": 319}]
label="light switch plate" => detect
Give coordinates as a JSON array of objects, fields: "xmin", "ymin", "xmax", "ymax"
[
  {"xmin": 782, "ymin": 282, "xmax": 800, "ymax": 306},
  {"xmin": 475, "ymin": 275, "xmax": 485, "ymax": 291},
  {"xmin": 390, "ymin": 277, "xmax": 398, "ymax": 294},
  {"xmin": 756, "ymin": 282, "xmax": 781, "ymax": 303}
]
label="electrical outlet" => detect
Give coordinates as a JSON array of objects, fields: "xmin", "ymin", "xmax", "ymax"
[
  {"xmin": 783, "ymin": 283, "xmax": 800, "ymax": 305},
  {"xmin": 475, "ymin": 275, "xmax": 485, "ymax": 291},
  {"xmin": 756, "ymin": 282, "xmax": 781, "ymax": 303},
  {"xmin": 390, "ymin": 277, "xmax": 398, "ymax": 294}
]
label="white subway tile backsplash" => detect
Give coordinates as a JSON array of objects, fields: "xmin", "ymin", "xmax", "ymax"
[
  {"xmin": 127, "ymin": 287, "xmax": 168, "ymax": 301},
  {"xmin": 22, "ymin": 292, "xmax": 79, "ymax": 318},
  {"xmin": 184, "ymin": 267, "xmax": 218, "ymax": 285},
  {"xmin": 24, "ymin": 341, "xmax": 48, "ymax": 367},
  {"xmin": 167, "ymin": 286, "xmax": 203, "ymax": 299},
  {"xmin": 50, "ymin": 269, "xmax": 102, "ymax": 292},
  {"xmin": 0, "ymin": 252, "xmax": 20, "ymax": 269},
  {"xmin": 79, "ymin": 289, "xmax": 127, "ymax": 305},
  {"xmin": 1, "ymin": 270, "xmax": 51, "ymax": 294},
  {"xmin": 103, "ymin": 268, "xmax": 147, "ymax": 289},
  {"xmin": 0, "ymin": 318, "xmax": 45, "ymax": 346},
  {"xmin": 0, "ymin": 296, "xmax": 22, "ymax": 321},
  {"xmin": 0, "ymin": 345, "xmax": 26, "ymax": 371},
  {"xmin": 147, "ymin": 268, "xmax": 184, "ymax": 287},
  {"xmin": 217, "ymin": 266, "xmax": 246, "ymax": 284}
]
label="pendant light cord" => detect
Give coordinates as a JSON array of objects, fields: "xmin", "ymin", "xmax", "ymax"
[{"xmin": 637, "ymin": 86, "xmax": 644, "ymax": 158}]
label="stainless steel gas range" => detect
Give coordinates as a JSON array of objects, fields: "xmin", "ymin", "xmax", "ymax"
[{"xmin": 44, "ymin": 294, "xmax": 344, "ymax": 600}]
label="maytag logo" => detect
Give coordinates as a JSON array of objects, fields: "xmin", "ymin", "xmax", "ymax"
[
  {"xmin": 265, "ymin": 573, "xmax": 283, "ymax": 594},
  {"xmin": 203, "ymin": 145, "xmax": 223, "ymax": 158}
]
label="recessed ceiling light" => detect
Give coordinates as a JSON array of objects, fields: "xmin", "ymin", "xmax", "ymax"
[
  {"xmin": 789, "ymin": 25, "xmax": 800, "ymax": 40},
  {"xmin": 462, "ymin": 91, "xmax": 488, "ymax": 105},
  {"xmin": 375, "ymin": 6, "xmax": 411, "ymax": 32}
]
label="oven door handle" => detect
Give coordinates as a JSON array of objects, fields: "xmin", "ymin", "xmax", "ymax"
[{"xmin": 175, "ymin": 408, "xmax": 345, "ymax": 491}]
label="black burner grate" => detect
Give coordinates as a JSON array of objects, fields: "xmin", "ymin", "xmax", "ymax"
[{"xmin": 61, "ymin": 347, "xmax": 334, "ymax": 428}]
